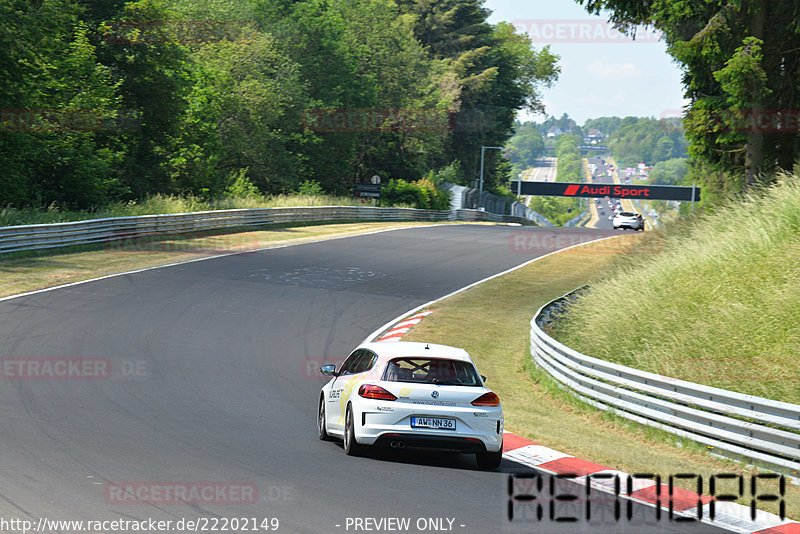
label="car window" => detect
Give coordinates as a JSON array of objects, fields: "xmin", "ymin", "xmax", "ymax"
[
  {"xmin": 339, "ymin": 350, "xmax": 376, "ymax": 375},
  {"xmin": 339, "ymin": 350, "xmax": 365, "ymax": 375},
  {"xmin": 382, "ymin": 358, "xmax": 481, "ymax": 386},
  {"xmin": 350, "ymin": 351, "xmax": 377, "ymax": 374}
]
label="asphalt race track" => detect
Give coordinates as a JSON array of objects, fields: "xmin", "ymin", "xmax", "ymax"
[
  {"xmin": 588, "ymin": 157, "xmax": 615, "ymax": 231},
  {"xmin": 0, "ymin": 224, "xmax": 726, "ymax": 534}
]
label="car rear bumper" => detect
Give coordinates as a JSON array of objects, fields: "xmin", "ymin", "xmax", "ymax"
[
  {"xmin": 372, "ymin": 433, "xmax": 489, "ymax": 452},
  {"xmin": 356, "ymin": 414, "xmax": 504, "ymax": 452}
]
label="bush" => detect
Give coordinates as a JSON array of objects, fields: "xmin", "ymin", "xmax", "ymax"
[
  {"xmin": 379, "ymin": 178, "xmax": 451, "ymax": 210},
  {"xmin": 224, "ymin": 169, "xmax": 262, "ymax": 199},
  {"xmin": 296, "ymin": 180, "xmax": 325, "ymax": 196},
  {"xmin": 428, "ymin": 161, "xmax": 464, "ymax": 186}
]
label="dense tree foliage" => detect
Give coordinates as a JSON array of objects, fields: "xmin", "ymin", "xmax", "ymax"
[
  {"xmin": 0, "ymin": 0, "xmax": 558, "ymax": 208},
  {"xmin": 648, "ymin": 157, "xmax": 688, "ymax": 185},
  {"xmin": 576, "ymin": 0, "xmax": 800, "ymax": 200},
  {"xmin": 605, "ymin": 117, "xmax": 687, "ymax": 165},
  {"xmin": 504, "ymin": 121, "xmax": 545, "ymax": 174},
  {"xmin": 582, "ymin": 116, "xmax": 622, "ymax": 137}
]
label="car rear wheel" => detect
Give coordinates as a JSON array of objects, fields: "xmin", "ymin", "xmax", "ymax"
[
  {"xmin": 318, "ymin": 397, "xmax": 334, "ymax": 441},
  {"xmin": 344, "ymin": 405, "xmax": 365, "ymax": 456},
  {"xmin": 476, "ymin": 444, "xmax": 503, "ymax": 469}
]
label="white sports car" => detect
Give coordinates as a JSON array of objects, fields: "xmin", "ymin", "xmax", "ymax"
[
  {"xmin": 318, "ymin": 341, "xmax": 504, "ymax": 469},
  {"xmin": 613, "ymin": 211, "xmax": 645, "ymax": 231}
]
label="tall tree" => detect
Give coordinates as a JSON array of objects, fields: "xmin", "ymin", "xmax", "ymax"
[
  {"xmin": 162, "ymin": 32, "xmax": 305, "ymax": 195},
  {"xmin": 397, "ymin": 0, "xmax": 559, "ymax": 190},
  {"xmin": 505, "ymin": 121, "xmax": 545, "ymax": 172},
  {"xmin": 0, "ymin": 0, "xmax": 122, "ymax": 208},
  {"xmin": 97, "ymin": 0, "xmax": 193, "ymax": 197},
  {"xmin": 576, "ymin": 0, "xmax": 800, "ymax": 197}
]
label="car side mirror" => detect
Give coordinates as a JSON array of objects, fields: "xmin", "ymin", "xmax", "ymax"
[
  {"xmin": 481, "ymin": 375, "xmax": 487, "ymax": 383},
  {"xmin": 320, "ymin": 365, "xmax": 339, "ymax": 377}
]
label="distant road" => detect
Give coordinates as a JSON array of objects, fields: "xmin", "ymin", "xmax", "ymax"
[
  {"xmin": 520, "ymin": 157, "xmax": 557, "ymax": 212},
  {"xmin": 523, "ymin": 157, "xmax": 557, "ymax": 183},
  {"xmin": 587, "ymin": 156, "xmax": 615, "ymax": 230}
]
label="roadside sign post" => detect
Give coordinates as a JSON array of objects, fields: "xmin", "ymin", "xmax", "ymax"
[
  {"xmin": 353, "ymin": 180, "xmax": 381, "ymax": 201},
  {"xmin": 691, "ymin": 183, "xmax": 696, "ymax": 213},
  {"xmin": 370, "ymin": 175, "xmax": 381, "ymax": 207}
]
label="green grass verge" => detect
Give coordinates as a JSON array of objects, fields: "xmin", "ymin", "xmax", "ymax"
[
  {"xmin": 550, "ymin": 175, "xmax": 800, "ymax": 404},
  {"xmin": 402, "ymin": 238, "xmax": 798, "ymax": 519},
  {"xmin": 0, "ymin": 193, "xmax": 374, "ymax": 227}
]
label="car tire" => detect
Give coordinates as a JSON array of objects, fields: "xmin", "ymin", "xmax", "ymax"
[
  {"xmin": 318, "ymin": 396, "xmax": 334, "ymax": 441},
  {"xmin": 344, "ymin": 405, "xmax": 365, "ymax": 456},
  {"xmin": 476, "ymin": 444, "xmax": 503, "ymax": 470}
]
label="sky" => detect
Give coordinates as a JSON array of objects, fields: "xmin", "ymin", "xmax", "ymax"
[{"xmin": 484, "ymin": 0, "xmax": 689, "ymax": 126}]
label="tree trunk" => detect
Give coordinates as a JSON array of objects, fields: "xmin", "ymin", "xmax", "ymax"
[
  {"xmin": 777, "ymin": 57, "xmax": 797, "ymax": 173},
  {"xmin": 744, "ymin": 0, "xmax": 765, "ymax": 185},
  {"xmin": 745, "ymin": 128, "xmax": 764, "ymax": 184}
]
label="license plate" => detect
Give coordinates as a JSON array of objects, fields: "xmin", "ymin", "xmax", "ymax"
[{"xmin": 411, "ymin": 416, "xmax": 456, "ymax": 430}]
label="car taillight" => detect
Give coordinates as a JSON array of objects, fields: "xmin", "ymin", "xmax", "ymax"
[
  {"xmin": 472, "ymin": 392, "xmax": 500, "ymax": 407},
  {"xmin": 358, "ymin": 384, "xmax": 397, "ymax": 401}
]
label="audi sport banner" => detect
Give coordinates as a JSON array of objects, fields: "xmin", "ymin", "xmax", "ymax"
[{"xmin": 510, "ymin": 181, "xmax": 700, "ymax": 201}]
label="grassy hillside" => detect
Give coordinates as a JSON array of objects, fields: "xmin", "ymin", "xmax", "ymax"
[
  {"xmin": 0, "ymin": 193, "xmax": 372, "ymax": 227},
  {"xmin": 551, "ymin": 174, "xmax": 800, "ymax": 403}
]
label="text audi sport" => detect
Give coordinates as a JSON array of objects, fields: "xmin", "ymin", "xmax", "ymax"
[{"xmin": 318, "ymin": 341, "xmax": 504, "ymax": 468}]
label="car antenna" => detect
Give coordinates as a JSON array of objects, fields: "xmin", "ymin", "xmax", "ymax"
[{"xmin": 425, "ymin": 344, "xmax": 430, "ymax": 349}]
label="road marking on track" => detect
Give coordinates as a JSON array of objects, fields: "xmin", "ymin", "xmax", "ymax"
[
  {"xmin": 0, "ymin": 224, "xmax": 456, "ymax": 304},
  {"xmin": 375, "ymin": 311, "xmax": 435, "ymax": 342}
]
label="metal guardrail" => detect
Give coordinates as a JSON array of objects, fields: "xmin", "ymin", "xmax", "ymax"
[
  {"xmin": 440, "ymin": 182, "xmax": 550, "ymax": 225},
  {"xmin": 563, "ymin": 198, "xmax": 589, "ymax": 228},
  {"xmin": 0, "ymin": 206, "xmax": 533, "ymax": 254},
  {"xmin": 531, "ymin": 287, "xmax": 800, "ymax": 475}
]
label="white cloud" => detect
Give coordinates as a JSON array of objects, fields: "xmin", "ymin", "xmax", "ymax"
[{"xmin": 587, "ymin": 60, "xmax": 642, "ymax": 80}]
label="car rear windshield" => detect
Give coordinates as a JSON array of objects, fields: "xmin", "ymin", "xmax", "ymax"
[
  {"xmin": 619, "ymin": 212, "xmax": 635, "ymax": 216},
  {"xmin": 382, "ymin": 358, "xmax": 482, "ymax": 386}
]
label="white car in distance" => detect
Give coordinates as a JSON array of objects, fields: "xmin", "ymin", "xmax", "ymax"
[
  {"xmin": 613, "ymin": 211, "xmax": 645, "ymax": 231},
  {"xmin": 318, "ymin": 341, "xmax": 504, "ymax": 469}
]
